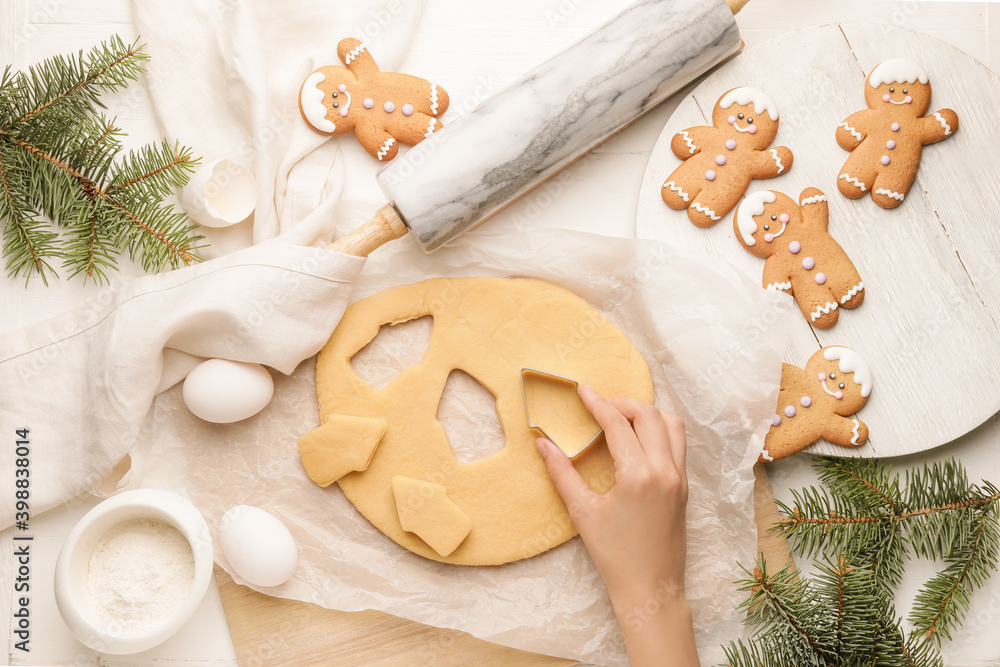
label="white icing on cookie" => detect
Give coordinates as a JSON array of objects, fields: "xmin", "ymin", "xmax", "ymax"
[
  {"xmin": 692, "ymin": 202, "xmax": 721, "ymax": 221},
  {"xmin": 344, "ymin": 42, "xmax": 366, "ymax": 65},
  {"xmin": 810, "ymin": 301, "xmax": 838, "ymax": 321},
  {"xmin": 840, "ymin": 282, "xmax": 864, "ymax": 304},
  {"xmin": 839, "ymin": 173, "xmax": 867, "ymax": 192},
  {"xmin": 302, "ymin": 71, "xmax": 336, "ymax": 133},
  {"xmin": 719, "ymin": 87, "xmax": 779, "ymax": 121},
  {"xmin": 800, "ymin": 194, "xmax": 827, "ymax": 206},
  {"xmin": 679, "ymin": 130, "xmax": 697, "ymax": 154},
  {"xmin": 868, "ymin": 58, "xmax": 928, "ymax": 88},
  {"xmin": 770, "ymin": 148, "xmax": 785, "ymax": 174},
  {"xmin": 851, "ymin": 419, "xmax": 861, "ymax": 445},
  {"xmin": 736, "ymin": 190, "xmax": 776, "ymax": 246},
  {"xmin": 662, "ymin": 180, "xmax": 690, "ymax": 202},
  {"xmin": 376, "ymin": 137, "xmax": 395, "ymax": 161},
  {"xmin": 875, "ymin": 188, "xmax": 904, "ymax": 202},
  {"xmin": 430, "ymin": 83, "xmax": 440, "ymax": 115},
  {"xmin": 760, "ymin": 448, "xmax": 774, "ymax": 462},
  {"xmin": 839, "ymin": 122, "xmax": 863, "ymax": 141},
  {"xmin": 823, "ymin": 346, "xmax": 872, "ymax": 397},
  {"xmin": 933, "ymin": 111, "xmax": 952, "ymax": 135},
  {"xmin": 820, "ymin": 380, "xmax": 840, "ymax": 398},
  {"xmin": 424, "ymin": 118, "xmax": 437, "ymax": 138},
  {"xmin": 766, "ymin": 281, "xmax": 792, "ymax": 292}
]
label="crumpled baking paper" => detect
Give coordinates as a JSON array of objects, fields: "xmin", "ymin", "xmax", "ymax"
[{"xmin": 140, "ymin": 225, "xmax": 793, "ymax": 665}]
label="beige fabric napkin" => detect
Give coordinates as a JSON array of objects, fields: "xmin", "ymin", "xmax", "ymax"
[{"xmin": 0, "ymin": 243, "xmax": 365, "ymax": 528}]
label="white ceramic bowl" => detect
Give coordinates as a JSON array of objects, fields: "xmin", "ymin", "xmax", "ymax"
[{"xmin": 54, "ymin": 489, "xmax": 213, "ymax": 654}]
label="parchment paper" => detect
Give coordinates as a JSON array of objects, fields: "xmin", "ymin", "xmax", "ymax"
[{"xmin": 140, "ymin": 225, "xmax": 793, "ymax": 665}]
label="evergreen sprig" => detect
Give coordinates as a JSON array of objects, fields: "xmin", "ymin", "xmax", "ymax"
[
  {"xmin": 723, "ymin": 457, "xmax": 1000, "ymax": 666},
  {"xmin": 0, "ymin": 35, "xmax": 203, "ymax": 284}
]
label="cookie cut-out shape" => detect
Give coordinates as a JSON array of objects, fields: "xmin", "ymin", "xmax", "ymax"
[
  {"xmin": 298, "ymin": 38, "xmax": 450, "ymax": 161},
  {"xmin": 734, "ymin": 187, "xmax": 864, "ymax": 329},
  {"xmin": 391, "ymin": 476, "xmax": 472, "ymax": 557},
  {"xmin": 298, "ymin": 415, "xmax": 386, "ymax": 487},
  {"xmin": 661, "ymin": 87, "xmax": 793, "ymax": 227},
  {"xmin": 760, "ymin": 346, "xmax": 872, "ymax": 462},
  {"xmin": 836, "ymin": 57, "xmax": 958, "ymax": 209}
]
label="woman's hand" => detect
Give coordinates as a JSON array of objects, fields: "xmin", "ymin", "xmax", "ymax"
[{"xmin": 536, "ymin": 384, "xmax": 697, "ymax": 666}]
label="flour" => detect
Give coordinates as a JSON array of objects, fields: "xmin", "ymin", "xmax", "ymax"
[{"xmin": 87, "ymin": 518, "xmax": 195, "ymax": 632}]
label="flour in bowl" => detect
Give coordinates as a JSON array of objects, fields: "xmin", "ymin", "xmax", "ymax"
[{"xmin": 88, "ymin": 518, "xmax": 194, "ymax": 632}]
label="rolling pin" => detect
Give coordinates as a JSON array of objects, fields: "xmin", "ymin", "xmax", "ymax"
[{"xmin": 330, "ymin": 0, "xmax": 748, "ymax": 256}]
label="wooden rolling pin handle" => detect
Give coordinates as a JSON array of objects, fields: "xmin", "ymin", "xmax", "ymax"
[
  {"xmin": 326, "ymin": 204, "xmax": 408, "ymax": 257},
  {"xmin": 726, "ymin": 0, "xmax": 750, "ymax": 13}
]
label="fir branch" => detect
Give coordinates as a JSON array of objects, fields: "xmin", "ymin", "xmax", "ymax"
[
  {"xmin": 0, "ymin": 36, "xmax": 203, "ymax": 283},
  {"xmin": 909, "ymin": 505, "xmax": 1000, "ymax": 641},
  {"xmin": 4, "ymin": 35, "xmax": 144, "ymax": 129},
  {"xmin": 0, "ymin": 144, "xmax": 57, "ymax": 282},
  {"xmin": 108, "ymin": 140, "xmax": 196, "ymax": 197},
  {"xmin": 737, "ymin": 561, "xmax": 834, "ymax": 665},
  {"xmin": 724, "ymin": 457, "xmax": 1000, "ymax": 666}
]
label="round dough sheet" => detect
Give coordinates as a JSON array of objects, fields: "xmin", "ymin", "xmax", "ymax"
[{"xmin": 315, "ymin": 277, "xmax": 654, "ymax": 565}]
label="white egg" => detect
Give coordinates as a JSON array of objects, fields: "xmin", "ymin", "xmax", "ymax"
[
  {"xmin": 182, "ymin": 359, "xmax": 274, "ymax": 424},
  {"xmin": 220, "ymin": 506, "xmax": 298, "ymax": 587}
]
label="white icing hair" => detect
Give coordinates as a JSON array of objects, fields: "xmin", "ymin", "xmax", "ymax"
[
  {"xmin": 719, "ymin": 87, "xmax": 779, "ymax": 121},
  {"xmin": 736, "ymin": 190, "xmax": 776, "ymax": 246},
  {"xmin": 868, "ymin": 58, "xmax": 929, "ymax": 88},
  {"xmin": 823, "ymin": 346, "xmax": 873, "ymax": 398}
]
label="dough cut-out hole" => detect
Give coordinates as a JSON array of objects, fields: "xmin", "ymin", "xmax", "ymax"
[
  {"xmin": 351, "ymin": 316, "xmax": 433, "ymax": 390},
  {"xmin": 522, "ymin": 369, "xmax": 601, "ymax": 457},
  {"xmin": 437, "ymin": 370, "xmax": 505, "ymax": 463}
]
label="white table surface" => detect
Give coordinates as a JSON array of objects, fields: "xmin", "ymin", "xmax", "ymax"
[{"xmin": 2, "ymin": 1, "xmax": 999, "ymax": 665}]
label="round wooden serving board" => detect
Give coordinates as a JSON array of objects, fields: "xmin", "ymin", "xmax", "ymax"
[{"xmin": 637, "ymin": 22, "xmax": 1000, "ymax": 458}]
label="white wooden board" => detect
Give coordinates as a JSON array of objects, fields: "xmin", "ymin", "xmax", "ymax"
[{"xmin": 637, "ymin": 23, "xmax": 1000, "ymax": 457}]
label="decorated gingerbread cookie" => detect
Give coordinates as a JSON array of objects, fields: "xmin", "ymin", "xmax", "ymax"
[
  {"xmin": 760, "ymin": 346, "xmax": 872, "ymax": 462},
  {"xmin": 734, "ymin": 188, "xmax": 864, "ymax": 329},
  {"xmin": 836, "ymin": 58, "xmax": 958, "ymax": 208},
  {"xmin": 298, "ymin": 38, "xmax": 450, "ymax": 161},
  {"xmin": 662, "ymin": 87, "xmax": 793, "ymax": 226}
]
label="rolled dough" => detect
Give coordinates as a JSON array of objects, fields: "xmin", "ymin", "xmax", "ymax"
[{"xmin": 313, "ymin": 277, "xmax": 654, "ymax": 565}]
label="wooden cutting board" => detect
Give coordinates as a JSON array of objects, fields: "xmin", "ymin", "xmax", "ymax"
[{"xmin": 216, "ymin": 463, "xmax": 792, "ymax": 666}]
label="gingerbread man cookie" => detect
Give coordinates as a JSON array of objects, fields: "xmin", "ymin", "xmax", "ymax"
[
  {"xmin": 836, "ymin": 58, "xmax": 958, "ymax": 208},
  {"xmin": 734, "ymin": 188, "xmax": 864, "ymax": 329},
  {"xmin": 298, "ymin": 38, "xmax": 450, "ymax": 161},
  {"xmin": 662, "ymin": 87, "xmax": 793, "ymax": 227},
  {"xmin": 760, "ymin": 346, "xmax": 872, "ymax": 462}
]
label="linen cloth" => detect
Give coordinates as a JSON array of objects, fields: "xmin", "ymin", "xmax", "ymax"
[{"xmin": 0, "ymin": 243, "xmax": 365, "ymax": 527}]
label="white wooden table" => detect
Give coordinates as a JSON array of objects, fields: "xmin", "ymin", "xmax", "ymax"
[{"xmin": 2, "ymin": 1, "xmax": 999, "ymax": 665}]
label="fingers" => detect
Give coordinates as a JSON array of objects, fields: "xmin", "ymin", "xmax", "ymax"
[
  {"xmin": 536, "ymin": 438, "xmax": 594, "ymax": 516},
  {"xmin": 607, "ymin": 397, "xmax": 688, "ymax": 489},
  {"xmin": 608, "ymin": 397, "xmax": 675, "ymax": 472},
  {"xmin": 578, "ymin": 384, "xmax": 644, "ymax": 468}
]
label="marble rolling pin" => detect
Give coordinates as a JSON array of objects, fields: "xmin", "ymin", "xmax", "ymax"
[{"xmin": 330, "ymin": 0, "xmax": 747, "ymax": 256}]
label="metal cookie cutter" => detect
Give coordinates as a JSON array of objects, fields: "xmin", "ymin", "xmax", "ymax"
[{"xmin": 520, "ymin": 368, "xmax": 603, "ymax": 459}]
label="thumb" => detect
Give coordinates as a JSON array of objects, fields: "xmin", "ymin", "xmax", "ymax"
[{"xmin": 536, "ymin": 437, "xmax": 593, "ymax": 516}]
